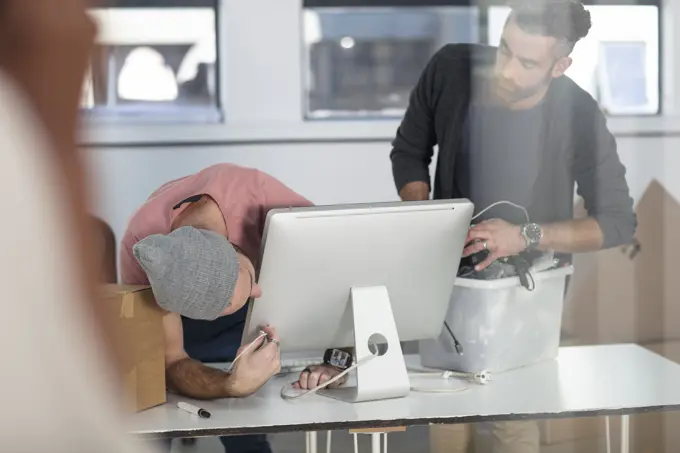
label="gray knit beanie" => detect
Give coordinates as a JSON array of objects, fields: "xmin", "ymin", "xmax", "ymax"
[{"xmin": 132, "ymin": 226, "xmax": 239, "ymax": 320}]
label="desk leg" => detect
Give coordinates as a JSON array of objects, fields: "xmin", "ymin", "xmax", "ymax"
[
  {"xmin": 605, "ymin": 416, "xmax": 612, "ymax": 453},
  {"xmin": 307, "ymin": 432, "xmax": 317, "ymax": 453},
  {"xmin": 620, "ymin": 415, "xmax": 630, "ymax": 453},
  {"xmin": 349, "ymin": 431, "xmax": 390, "ymax": 453},
  {"xmin": 371, "ymin": 433, "xmax": 381, "ymax": 453}
]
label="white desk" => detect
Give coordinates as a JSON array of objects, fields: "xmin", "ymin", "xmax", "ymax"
[{"xmin": 129, "ymin": 344, "xmax": 680, "ymax": 451}]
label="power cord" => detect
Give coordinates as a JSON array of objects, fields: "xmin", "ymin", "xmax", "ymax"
[
  {"xmin": 443, "ymin": 321, "xmax": 464, "ymax": 355},
  {"xmin": 277, "ymin": 353, "xmax": 490, "ymax": 398},
  {"xmin": 408, "ymin": 368, "xmax": 492, "ymax": 393},
  {"xmin": 409, "ymin": 369, "xmax": 492, "ymax": 385},
  {"xmin": 471, "ymin": 200, "xmax": 530, "ymax": 223},
  {"xmin": 280, "ymin": 355, "xmax": 377, "ymax": 400}
]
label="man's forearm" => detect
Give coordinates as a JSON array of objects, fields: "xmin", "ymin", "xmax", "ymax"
[
  {"xmin": 399, "ymin": 181, "xmax": 429, "ymax": 201},
  {"xmin": 538, "ymin": 217, "xmax": 604, "ymax": 253},
  {"xmin": 166, "ymin": 358, "xmax": 241, "ymax": 400}
]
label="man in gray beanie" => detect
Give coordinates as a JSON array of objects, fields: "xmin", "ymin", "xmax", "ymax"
[{"xmin": 119, "ymin": 163, "xmax": 344, "ymax": 453}]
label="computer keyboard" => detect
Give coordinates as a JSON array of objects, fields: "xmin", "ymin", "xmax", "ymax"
[
  {"xmin": 215, "ymin": 356, "xmax": 322, "ymax": 375},
  {"xmin": 278, "ymin": 357, "xmax": 321, "ymax": 374}
]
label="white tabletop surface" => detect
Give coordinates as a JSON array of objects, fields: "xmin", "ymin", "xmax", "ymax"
[{"xmin": 128, "ymin": 344, "xmax": 680, "ymax": 439}]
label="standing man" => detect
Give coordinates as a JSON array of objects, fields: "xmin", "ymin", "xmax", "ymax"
[{"xmin": 390, "ymin": 0, "xmax": 636, "ymax": 452}]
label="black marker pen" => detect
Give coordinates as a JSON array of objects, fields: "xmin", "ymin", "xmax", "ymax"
[{"xmin": 177, "ymin": 402, "xmax": 211, "ymax": 418}]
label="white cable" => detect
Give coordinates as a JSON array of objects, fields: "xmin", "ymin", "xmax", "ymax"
[
  {"xmin": 408, "ymin": 369, "xmax": 492, "ymax": 385},
  {"xmin": 279, "ymin": 357, "xmax": 489, "ymax": 399},
  {"xmin": 353, "ymin": 433, "xmax": 359, "ymax": 453},
  {"xmin": 410, "ymin": 384, "xmax": 471, "ymax": 394},
  {"xmin": 407, "ymin": 369, "xmax": 491, "ymax": 393},
  {"xmin": 280, "ymin": 355, "xmax": 377, "ymax": 400},
  {"xmin": 409, "ymin": 360, "xmax": 549, "ymax": 394},
  {"xmin": 326, "ymin": 431, "xmax": 332, "ymax": 453},
  {"xmin": 228, "ymin": 331, "xmax": 268, "ymax": 372},
  {"xmin": 471, "ymin": 200, "xmax": 530, "ymax": 223}
]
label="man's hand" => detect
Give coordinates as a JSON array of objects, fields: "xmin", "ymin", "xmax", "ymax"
[
  {"xmin": 293, "ymin": 364, "xmax": 347, "ymax": 390},
  {"xmin": 164, "ymin": 316, "xmax": 280, "ymax": 400},
  {"xmin": 463, "ymin": 219, "xmax": 526, "ymax": 271},
  {"xmin": 228, "ymin": 325, "xmax": 281, "ymax": 397}
]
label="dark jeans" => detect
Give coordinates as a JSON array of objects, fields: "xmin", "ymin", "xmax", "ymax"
[{"xmin": 157, "ymin": 434, "xmax": 271, "ymax": 453}]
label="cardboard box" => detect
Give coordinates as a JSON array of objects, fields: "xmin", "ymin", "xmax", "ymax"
[
  {"xmin": 562, "ymin": 180, "xmax": 680, "ymax": 345},
  {"xmin": 102, "ymin": 285, "xmax": 166, "ymax": 412}
]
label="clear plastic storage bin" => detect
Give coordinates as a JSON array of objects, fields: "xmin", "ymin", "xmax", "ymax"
[{"xmin": 419, "ymin": 265, "xmax": 574, "ymax": 374}]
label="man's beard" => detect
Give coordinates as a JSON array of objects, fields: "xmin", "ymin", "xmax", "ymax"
[{"xmin": 493, "ymin": 69, "xmax": 553, "ymax": 104}]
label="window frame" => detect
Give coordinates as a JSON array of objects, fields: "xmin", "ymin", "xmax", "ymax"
[
  {"xmin": 82, "ymin": 0, "xmax": 222, "ymax": 123},
  {"xmin": 81, "ymin": 0, "xmax": 675, "ymax": 148}
]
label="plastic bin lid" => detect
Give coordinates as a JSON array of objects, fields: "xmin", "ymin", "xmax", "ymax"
[{"xmin": 454, "ymin": 265, "xmax": 574, "ymax": 290}]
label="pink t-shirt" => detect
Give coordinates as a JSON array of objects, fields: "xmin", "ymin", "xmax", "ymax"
[{"xmin": 120, "ymin": 163, "xmax": 312, "ymax": 285}]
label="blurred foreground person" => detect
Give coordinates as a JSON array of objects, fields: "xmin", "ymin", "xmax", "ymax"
[{"xmin": 0, "ymin": 1, "xmax": 156, "ymax": 452}]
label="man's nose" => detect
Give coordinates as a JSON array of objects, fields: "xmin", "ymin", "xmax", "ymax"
[
  {"xmin": 501, "ymin": 59, "xmax": 519, "ymax": 82},
  {"xmin": 251, "ymin": 283, "xmax": 263, "ymax": 299}
]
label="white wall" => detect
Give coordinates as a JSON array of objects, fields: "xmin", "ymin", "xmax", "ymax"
[{"xmin": 88, "ymin": 133, "xmax": 677, "ymax": 248}]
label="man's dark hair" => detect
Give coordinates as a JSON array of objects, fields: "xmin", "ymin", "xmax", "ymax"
[{"xmin": 508, "ymin": 0, "xmax": 592, "ymax": 56}]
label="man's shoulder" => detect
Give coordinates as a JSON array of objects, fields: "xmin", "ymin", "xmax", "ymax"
[
  {"xmin": 551, "ymin": 76, "xmax": 602, "ymax": 115},
  {"xmin": 548, "ymin": 77, "xmax": 611, "ymax": 144}
]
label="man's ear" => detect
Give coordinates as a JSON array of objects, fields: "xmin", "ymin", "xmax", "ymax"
[{"xmin": 552, "ymin": 57, "xmax": 572, "ymax": 78}]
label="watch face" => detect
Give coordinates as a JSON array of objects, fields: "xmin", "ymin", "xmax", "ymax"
[{"xmin": 524, "ymin": 223, "xmax": 542, "ymax": 243}]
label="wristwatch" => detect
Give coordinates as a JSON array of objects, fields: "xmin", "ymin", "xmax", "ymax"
[
  {"xmin": 520, "ymin": 223, "xmax": 543, "ymax": 250},
  {"xmin": 323, "ymin": 348, "xmax": 353, "ymax": 370}
]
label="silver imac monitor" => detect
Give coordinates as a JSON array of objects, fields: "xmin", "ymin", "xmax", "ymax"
[{"xmin": 243, "ymin": 199, "xmax": 474, "ymax": 402}]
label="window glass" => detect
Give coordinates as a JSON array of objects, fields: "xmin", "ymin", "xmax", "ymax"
[
  {"xmin": 83, "ymin": 6, "xmax": 220, "ymax": 123},
  {"xmin": 303, "ymin": 7, "xmax": 480, "ymax": 119}
]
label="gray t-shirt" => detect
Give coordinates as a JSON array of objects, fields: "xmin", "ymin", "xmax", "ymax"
[{"xmin": 455, "ymin": 101, "xmax": 544, "ymax": 224}]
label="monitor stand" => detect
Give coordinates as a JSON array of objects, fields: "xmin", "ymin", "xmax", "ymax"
[{"xmin": 318, "ymin": 286, "xmax": 411, "ymax": 403}]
